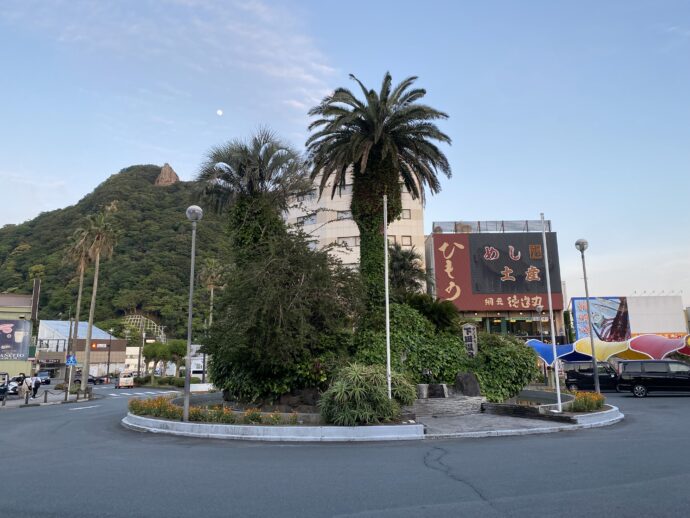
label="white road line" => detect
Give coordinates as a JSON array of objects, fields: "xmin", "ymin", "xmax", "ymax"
[
  {"xmin": 69, "ymin": 405, "xmax": 100, "ymax": 411},
  {"xmin": 133, "ymin": 392, "xmax": 146, "ymax": 395},
  {"xmin": 108, "ymin": 393, "xmax": 120, "ymax": 397},
  {"xmin": 144, "ymin": 392, "xmax": 157, "ymax": 395}
]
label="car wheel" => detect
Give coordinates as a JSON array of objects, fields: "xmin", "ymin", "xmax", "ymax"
[
  {"xmin": 74, "ymin": 380, "xmax": 81, "ymax": 385},
  {"xmin": 567, "ymin": 384, "xmax": 578, "ymax": 392},
  {"xmin": 616, "ymin": 384, "xmax": 622, "ymax": 393},
  {"xmin": 632, "ymin": 384, "xmax": 647, "ymax": 398}
]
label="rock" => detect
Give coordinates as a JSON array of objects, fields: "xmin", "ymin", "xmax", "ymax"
[
  {"xmin": 455, "ymin": 372, "xmax": 481, "ymax": 397},
  {"xmin": 155, "ymin": 163, "xmax": 180, "ymax": 186},
  {"xmin": 428, "ymin": 383, "xmax": 449, "ymax": 398}
]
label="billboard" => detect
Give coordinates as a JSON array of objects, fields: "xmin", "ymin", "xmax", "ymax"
[
  {"xmin": 0, "ymin": 319, "xmax": 32, "ymax": 361},
  {"xmin": 432, "ymin": 232, "xmax": 563, "ymax": 311}
]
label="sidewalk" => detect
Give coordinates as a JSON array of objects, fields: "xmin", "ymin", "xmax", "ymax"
[
  {"xmin": 418, "ymin": 407, "xmax": 624, "ymax": 439},
  {"xmin": 0, "ymin": 389, "xmax": 94, "ymax": 409}
]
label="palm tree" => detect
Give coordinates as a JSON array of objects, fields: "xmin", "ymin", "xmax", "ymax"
[
  {"xmin": 65, "ymin": 227, "xmax": 92, "ymax": 371},
  {"xmin": 198, "ymin": 129, "xmax": 311, "ymax": 261},
  {"xmin": 199, "ymin": 258, "xmax": 224, "ymax": 329},
  {"xmin": 306, "ymin": 72, "xmax": 451, "ymax": 313},
  {"xmin": 80, "ymin": 209, "xmax": 118, "ymax": 388},
  {"xmin": 198, "ymin": 128, "xmax": 311, "ymax": 214},
  {"xmin": 388, "ymin": 243, "xmax": 425, "ymax": 299}
]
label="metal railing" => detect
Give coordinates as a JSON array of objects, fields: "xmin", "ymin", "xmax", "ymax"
[{"xmin": 431, "ymin": 220, "xmax": 552, "ymax": 234}]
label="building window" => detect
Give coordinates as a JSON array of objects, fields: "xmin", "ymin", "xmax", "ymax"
[
  {"xmin": 401, "ymin": 209, "xmax": 411, "ymax": 220},
  {"xmin": 337, "ymin": 236, "xmax": 360, "ymax": 247},
  {"xmin": 297, "ymin": 214, "xmax": 316, "ymax": 225},
  {"xmin": 297, "ymin": 189, "xmax": 317, "ymax": 202},
  {"xmin": 336, "ymin": 210, "xmax": 352, "ymax": 220},
  {"xmin": 388, "ymin": 235, "xmax": 396, "ymax": 245},
  {"xmin": 401, "ymin": 235, "xmax": 412, "ymax": 246}
]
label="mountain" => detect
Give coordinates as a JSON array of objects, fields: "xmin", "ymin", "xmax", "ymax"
[{"xmin": 0, "ymin": 164, "xmax": 229, "ymax": 338}]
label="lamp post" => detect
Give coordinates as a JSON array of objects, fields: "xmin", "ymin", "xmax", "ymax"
[
  {"xmin": 575, "ymin": 239, "xmax": 600, "ymax": 393},
  {"xmin": 107, "ymin": 328, "xmax": 113, "ymax": 382},
  {"xmin": 183, "ymin": 205, "xmax": 203, "ymax": 422},
  {"xmin": 535, "ymin": 304, "xmax": 547, "ymax": 385},
  {"xmin": 139, "ymin": 331, "xmax": 145, "ymax": 377}
]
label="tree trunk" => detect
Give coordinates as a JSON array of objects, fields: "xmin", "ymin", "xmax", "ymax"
[
  {"xmin": 82, "ymin": 253, "xmax": 101, "ymax": 388},
  {"xmin": 350, "ymin": 149, "xmax": 402, "ymax": 327},
  {"xmin": 67, "ymin": 260, "xmax": 86, "ymax": 382}
]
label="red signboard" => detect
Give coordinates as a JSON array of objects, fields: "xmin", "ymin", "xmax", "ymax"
[{"xmin": 432, "ymin": 233, "xmax": 563, "ymax": 311}]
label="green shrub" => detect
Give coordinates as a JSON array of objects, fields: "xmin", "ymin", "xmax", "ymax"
[
  {"xmin": 54, "ymin": 383, "xmax": 65, "ymax": 391},
  {"xmin": 134, "ymin": 375, "xmax": 150, "ymax": 385},
  {"xmin": 319, "ymin": 363, "xmax": 415, "ymax": 426},
  {"xmin": 263, "ymin": 412, "xmax": 283, "ymax": 425},
  {"xmin": 473, "ymin": 333, "xmax": 540, "ymax": 403},
  {"xmin": 242, "ymin": 408, "xmax": 263, "ymax": 424},
  {"xmin": 355, "ymin": 303, "xmax": 471, "ymax": 384}
]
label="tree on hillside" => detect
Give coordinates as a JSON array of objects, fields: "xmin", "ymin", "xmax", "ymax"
[
  {"xmin": 81, "ymin": 208, "xmax": 118, "ymax": 385},
  {"xmin": 199, "ymin": 258, "xmax": 224, "ymax": 328},
  {"xmin": 388, "ymin": 243, "xmax": 425, "ymax": 299},
  {"xmin": 306, "ymin": 72, "xmax": 451, "ymax": 321}
]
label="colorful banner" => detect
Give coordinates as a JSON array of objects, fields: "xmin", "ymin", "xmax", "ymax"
[
  {"xmin": 0, "ymin": 319, "xmax": 32, "ymax": 361},
  {"xmin": 571, "ymin": 297, "xmax": 631, "ymax": 342}
]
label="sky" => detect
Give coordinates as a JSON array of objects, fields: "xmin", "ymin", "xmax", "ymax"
[{"xmin": 1, "ymin": 0, "xmax": 689, "ymax": 306}]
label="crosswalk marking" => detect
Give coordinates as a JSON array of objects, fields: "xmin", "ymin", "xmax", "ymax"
[{"xmin": 109, "ymin": 393, "xmax": 120, "ymax": 397}]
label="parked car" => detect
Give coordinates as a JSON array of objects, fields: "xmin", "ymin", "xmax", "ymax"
[
  {"xmin": 73, "ymin": 375, "xmax": 105, "ymax": 385},
  {"xmin": 37, "ymin": 371, "xmax": 51, "ymax": 385},
  {"xmin": 563, "ymin": 361, "xmax": 619, "ymax": 391},
  {"xmin": 617, "ymin": 360, "xmax": 690, "ymax": 397}
]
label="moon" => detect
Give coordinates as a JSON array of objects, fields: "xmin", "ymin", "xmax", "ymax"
[{"xmin": 216, "ymin": 109, "xmax": 223, "ymax": 116}]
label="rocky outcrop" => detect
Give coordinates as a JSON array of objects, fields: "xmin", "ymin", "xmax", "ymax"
[{"xmin": 154, "ymin": 163, "xmax": 179, "ymax": 186}]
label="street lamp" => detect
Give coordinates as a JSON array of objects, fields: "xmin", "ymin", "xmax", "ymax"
[
  {"xmin": 107, "ymin": 328, "xmax": 113, "ymax": 382},
  {"xmin": 139, "ymin": 331, "xmax": 146, "ymax": 377},
  {"xmin": 575, "ymin": 238, "xmax": 600, "ymax": 394},
  {"xmin": 183, "ymin": 205, "xmax": 203, "ymax": 422}
]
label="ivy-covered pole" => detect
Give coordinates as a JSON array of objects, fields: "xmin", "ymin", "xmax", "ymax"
[
  {"xmin": 383, "ymin": 195, "xmax": 392, "ymax": 399},
  {"xmin": 183, "ymin": 205, "xmax": 203, "ymax": 421},
  {"xmin": 541, "ymin": 213, "xmax": 562, "ymax": 412}
]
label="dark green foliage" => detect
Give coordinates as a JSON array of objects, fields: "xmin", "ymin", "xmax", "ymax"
[
  {"xmin": 319, "ymin": 363, "xmax": 415, "ymax": 426},
  {"xmin": 388, "ymin": 243, "xmax": 426, "ymax": 299},
  {"xmin": 354, "ymin": 303, "xmax": 470, "ymax": 384},
  {"xmin": 472, "ymin": 333, "xmax": 540, "ymax": 403},
  {"xmin": 0, "ymin": 164, "xmax": 229, "ymax": 338},
  {"xmin": 206, "ymin": 228, "xmax": 362, "ymax": 403},
  {"xmin": 307, "ymin": 72, "xmax": 451, "ymax": 318},
  {"xmin": 402, "ymin": 293, "xmax": 461, "ymax": 333}
]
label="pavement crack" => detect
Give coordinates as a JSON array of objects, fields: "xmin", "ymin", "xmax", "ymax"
[{"xmin": 423, "ymin": 446, "xmax": 504, "ymax": 515}]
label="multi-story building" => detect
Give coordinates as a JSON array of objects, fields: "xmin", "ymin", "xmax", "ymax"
[{"xmin": 285, "ymin": 175, "xmax": 425, "ymax": 268}]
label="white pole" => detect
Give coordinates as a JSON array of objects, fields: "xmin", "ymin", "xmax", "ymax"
[
  {"xmin": 541, "ymin": 213, "xmax": 562, "ymax": 412},
  {"xmin": 383, "ymin": 195, "xmax": 392, "ymax": 400}
]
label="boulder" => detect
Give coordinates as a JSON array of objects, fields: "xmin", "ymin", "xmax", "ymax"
[{"xmin": 455, "ymin": 372, "xmax": 481, "ymax": 397}]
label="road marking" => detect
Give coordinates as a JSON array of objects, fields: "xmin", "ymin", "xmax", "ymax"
[
  {"xmin": 144, "ymin": 392, "xmax": 157, "ymax": 395},
  {"xmin": 133, "ymin": 392, "xmax": 146, "ymax": 395},
  {"xmin": 69, "ymin": 405, "xmax": 100, "ymax": 411},
  {"xmin": 109, "ymin": 393, "xmax": 120, "ymax": 397}
]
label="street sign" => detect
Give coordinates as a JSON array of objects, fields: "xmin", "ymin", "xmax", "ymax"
[{"xmin": 66, "ymin": 354, "xmax": 77, "ymax": 366}]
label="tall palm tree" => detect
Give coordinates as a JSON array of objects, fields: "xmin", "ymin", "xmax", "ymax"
[
  {"xmin": 65, "ymin": 227, "xmax": 91, "ymax": 368},
  {"xmin": 80, "ymin": 209, "xmax": 118, "ymax": 387},
  {"xmin": 199, "ymin": 258, "xmax": 224, "ymax": 329},
  {"xmin": 306, "ymin": 72, "xmax": 451, "ymax": 314},
  {"xmin": 388, "ymin": 243, "xmax": 425, "ymax": 299}
]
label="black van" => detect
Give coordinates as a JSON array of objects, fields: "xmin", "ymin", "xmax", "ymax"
[
  {"xmin": 563, "ymin": 361, "xmax": 619, "ymax": 391},
  {"xmin": 617, "ymin": 360, "xmax": 690, "ymax": 397}
]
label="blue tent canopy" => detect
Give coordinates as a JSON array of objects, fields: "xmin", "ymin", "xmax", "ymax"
[{"xmin": 525, "ymin": 339, "xmax": 589, "ymax": 365}]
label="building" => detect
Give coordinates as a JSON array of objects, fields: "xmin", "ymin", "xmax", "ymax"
[
  {"xmin": 572, "ymin": 295, "xmax": 688, "ymax": 341},
  {"xmin": 426, "ymin": 220, "xmax": 566, "ymax": 341},
  {"xmin": 284, "ymin": 175, "xmax": 425, "ymax": 268},
  {"xmin": 0, "ymin": 292, "xmax": 37, "ymax": 377},
  {"xmin": 36, "ymin": 320, "xmax": 126, "ymax": 378}
]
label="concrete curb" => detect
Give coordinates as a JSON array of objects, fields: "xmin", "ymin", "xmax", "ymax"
[
  {"xmin": 121, "ymin": 413, "xmax": 425, "ymax": 442},
  {"xmin": 0, "ymin": 393, "xmax": 103, "ymax": 410},
  {"xmin": 425, "ymin": 405, "xmax": 624, "ymax": 439}
]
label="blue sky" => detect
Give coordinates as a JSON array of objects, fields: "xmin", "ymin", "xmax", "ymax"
[{"xmin": 1, "ymin": 0, "xmax": 689, "ymax": 306}]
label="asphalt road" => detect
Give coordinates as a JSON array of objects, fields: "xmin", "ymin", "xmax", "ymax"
[{"xmin": 1, "ymin": 391, "xmax": 689, "ymax": 517}]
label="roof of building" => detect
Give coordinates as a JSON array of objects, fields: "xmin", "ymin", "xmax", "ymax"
[{"xmin": 40, "ymin": 320, "xmax": 118, "ymax": 340}]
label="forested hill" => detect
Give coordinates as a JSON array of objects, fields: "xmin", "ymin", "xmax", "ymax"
[{"xmin": 0, "ymin": 164, "xmax": 229, "ymax": 337}]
